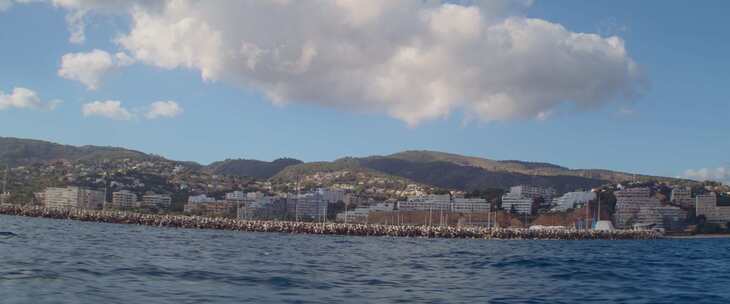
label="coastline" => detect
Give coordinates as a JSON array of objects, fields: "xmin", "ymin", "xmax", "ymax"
[
  {"xmin": 665, "ymin": 234, "xmax": 730, "ymax": 239},
  {"xmin": 0, "ymin": 205, "xmax": 662, "ymax": 240}
]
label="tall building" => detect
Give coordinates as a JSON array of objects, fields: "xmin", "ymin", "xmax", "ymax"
[
  {"xmin": 316, "ymin": 188, "xmax": 346, "ymax": 203},
  {"xmin": 696, "ymin": 192, "xmax": 730, "ymax": 224},
  {"xmin": 336, "ymin": 202, "xmax": 395, "ymax": 223},
  {"xmin": 184, "ymin": 194, "xmax": 232, "ymax": 217},
  {"xmin": 142, "ymin": 193, "xmax": 172, "ymax": 210},
  {"xmin": 287, "ymin": 195, "xmax": 328, "ymax": 221},
  {"xmin": 44, "ymin": 187, "xmax": 105, "ymax": 210},
  {"xmin": 187, "ymin": 194, "xmax": 216, "ymax": 204},
  {"xmin": 236, "ymin": 194, "xmax": 286, "ymax": 220},
  {"xmin": 508, "ymin": 185, "xmax": 557, "ymax": 200},
  {"xmin": 396, "ymin": 195, "xmax": 489, "ymax": 213},
  {"xmin": 225, "ymin": 191, "xmax": 246, "ymax": 201},
  {"xmin": 671, "ymin": 187, "xmax": 694, "ymax": 208},
  {"xmin": 452, "ymin": 198, "xmax": 491, "ymax": 213},
  {"xmin": 111, "ymin": 190, "xmax": 138, "ymax": 209},
  {"xmin": 0, "ymin": 192, "xmax": 9, "ymax": 205},
  {"xmin": 615, "ymin": 187, "xmax": 686, "ymax": 229},
  {"xmin": 398, "ymin": 194, "xmax": 452, "ymax": 211},
  {"xmin": 501, "ymin": 185, "xmax": 555, "ymax": 215},
  {"xmin": 552, "ymin": 191, "xmax": 596, "ymax": 212}
]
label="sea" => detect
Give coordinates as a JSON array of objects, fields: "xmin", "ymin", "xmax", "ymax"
[{"xmin": 1, "ymin": 215, "xmax": 730, "ymax": 304}]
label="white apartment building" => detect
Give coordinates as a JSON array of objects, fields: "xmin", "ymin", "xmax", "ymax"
[
  {"xmin": 397, "ymin": 195, "xmax": 490, "ymax": 213},
  {"xmin": 188, "ymin": 194, "xmax": 216, "ymax": 204},
  {"xmin": 671, "ymin": 187, "xmax": 694, "ymax": 208},
  {"xmin": 552, "ymin": 191, "xmax": 596, "ymax": 212},
  {"xmin": 44, "ymin": 187, "xmax": 105, "ymax": 209},
  {"xmin": 316, "ymin": 188, "xmax": 346, "ymax": 203},
  {"xmin": 398, "ymin": 194, "xmax": 452, "ymax": 211},
  {"xmin": 246, "ymin": 191, "xmax": 266, "ymax": 200},
  {"xmin": 225, "ymin": 191, "xmax": 246, "ymax": 201},
  {"xmin": 292, "ymin": 195, "xmax": 328, "ymax": 221},
  {"xmin": 452, "ymin": 198, "xmax": 491, "ymax": 213},
  {"xmin": 236, "ymin": 193, "xmax": 277, "ymax": 220},
  {"xmin": 0, "ymin": 192, "xmax": 9, "ymax": 205},
  {"xmin": 142, "ymin": 193, "xmax": 172, "ymax": 210},
  {"xmin": 509, "ymin": 185, "xmax": 557, "ymax": 200},
  {"xmin": 336, "ymin": 202, "xmax": 395, "ymax": 223},
  {"xmin": 501, "ymin": 195, "xmax": 535, "ymax": 215},
  {"xmin": 111, "ymin": 190, "xmax": 138, "ymax": 209},
  {"xmin": 501, "ymin": 185, "xmax": 556, "ymax": 215},
  {"xmin": 615, "ymin": 187, "xmax": 687, "ymax": 229},
  {"xmin": 696, "ymin": 192, "xmax": 730, "ymax": 224}
]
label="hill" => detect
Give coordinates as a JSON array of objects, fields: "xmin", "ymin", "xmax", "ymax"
[
  {"xmin": 273, "ymin": 151, "xmax": 696, "ymax": 193},
  {"xmin": 0, "ymin": 137, "xmax": 160, "ymax": 167},
  {"xmin": 205, "ymin": 158, "xmax": 303, "ymax": 179},
  {"xmin": 0, "ymin": 137, "xmax": 698, "ymax": 197}
]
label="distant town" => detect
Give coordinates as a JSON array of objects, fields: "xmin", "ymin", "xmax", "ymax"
[
  {"xmin": 4, "ymin": 178, "xmax": 730, "ymax": 235},
  {"xmin": 1, "ymin": 137, "xmax": 729, "ymax": 235}
]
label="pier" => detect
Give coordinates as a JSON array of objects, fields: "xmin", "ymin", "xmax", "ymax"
[{"xmin": 0, "ymin": 205, "xmax": 662, "ymax": 240}]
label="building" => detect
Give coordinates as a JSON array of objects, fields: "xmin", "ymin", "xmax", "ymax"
[
  {"xmin": 552, "ymin": 191, "xmax": 596, "ymax": 212},
  {"xmin": 501, "ymin": 196, "xmax": 535, "ymax": 215},
  {"xmin": 336, "ymin": 202, "xmax": 395, "ymax": 223},
  {"xmin": 614, "ymin": 187, "xmax": 652, "ymax": 228},
  {"xmin": 184, "ymin": 194, "xmax": 234, "ymax": 217},
  {"xmin": 286, "ymin": 194, "xmax": 328, "ymax": 221},
  {"xmin": 398, "ymin": 194, "xmax": 452, "ymax": 211},
  {"xmin": 34, "ymin": 191, "xmax": 46, "ymax": 205},
  {"xmin": 671, "ymin": 187, "xmax": 694, "ymax": 208},
  {"xmin": 316, "ymin": 188, "xmax": 346, "ymax": 203},
  {"xmin": 614, "ymin": 187, "xmax": 687, "ymax": 229},
  {"xmin": 509, "ymin": 185, "xmax": 557, "ymax": 201},
  {"xmin": 187, "ymin": 194, "xmax": 216, "ymax": 204},
  {"xmin": 225, "ymin": 191, "xmax": 246, "ymax": 201},
  {"xmin": 44, "ymin": 187, "xmax": 105, "ymax": 210},
  {"xmin": 142, "ymin": 193, "xmax": 172, "ymax": 210},
  {"xmin": 396, "ymin": 195, "xmax": 490, "ymax": 214},
  {"xmin": 235, "ymin": 193, "xmax": 287, "ymax": 220},
  {"xmin": 696, "ymin": 192, "xmax": 730, "ymax": 224},
  {"xmin": 0, "ymin": 192, "xmax": 9, "ymax": 205},
  {"xmin": 183, "ymin": 194, "xmax": 230, "ymax": 217},
  {"xmin": 111, "ymin": 190, "xmax": 138, "ymax": 209},
  {"xmin": 452, "ymin": 198, "xmax": 491, "ymax": 213},
  {"xmin": 501, "ymin": 185, "xmax": 555, "ymax": 215}
]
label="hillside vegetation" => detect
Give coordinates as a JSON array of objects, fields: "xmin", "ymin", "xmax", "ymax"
[{"xmin": 0, "ymin": 137, "xmax": 698, "ymax": 197}]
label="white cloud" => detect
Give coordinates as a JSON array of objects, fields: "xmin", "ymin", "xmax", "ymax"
[
  {"xmin": 0, "ymin": 0, "xmax": 43, "ymax": 11},
  {"xmin": 0, "ymin": 87, "xmax": 61, "ymax": 110},
  {"xmin": 683, "ymin": 167, "xmax": 730, "ymax": 184},
  {"xmin": 50, "ymin": 0, "xmax": 163, "ymax": 44},
  {"xmin": 81, "ymin": 100, "xmax": 133, "ymax": 120},
  {"xmin": 145, "ymin": 100, "xmax": 182, "ymax": 119},
  {"xmin": 0, "ymin": 0, "xmax": 12, "ymax": 11},
  {"xmin": 58, "ymin": 49, "xmax": 135, "ymax": 90},
  {"xmin": 54, "ymin": 0, "xmax": 646, "ymax": 126}
]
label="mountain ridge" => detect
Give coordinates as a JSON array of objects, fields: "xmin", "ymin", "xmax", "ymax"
[{"xmin": 0, "ymin": 136, "xmax": 696, "ymax": 192}]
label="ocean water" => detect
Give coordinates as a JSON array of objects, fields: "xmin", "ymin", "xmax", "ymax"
[{"xmin": 1, "ymin": 215, "xmax": 730, "ymax": 304}]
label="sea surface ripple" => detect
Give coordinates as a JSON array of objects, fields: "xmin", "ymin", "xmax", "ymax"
[{"xmin": 1, "ymin": 215, "xmax": 729, "ymax": 304}]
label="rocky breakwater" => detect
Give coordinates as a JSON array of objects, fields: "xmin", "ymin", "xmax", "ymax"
[{"xmin": 0, "ymin": 205, "xmax": 662, "ymax": 240}]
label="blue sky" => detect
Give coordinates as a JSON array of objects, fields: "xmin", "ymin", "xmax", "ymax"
[{"xmin": 0, "ymin": 1, "xmax": 728, "ymax": 182}]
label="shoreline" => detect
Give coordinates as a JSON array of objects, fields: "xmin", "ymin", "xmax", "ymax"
[
  {"xmin": 665, "ymin": 234, "xmax": 730, "ymax": 239},
  {"xmin": 0, "ymin": 205, "xmax": 662, "ymax": 240}
]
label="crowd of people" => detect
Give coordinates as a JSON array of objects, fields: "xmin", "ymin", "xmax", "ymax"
[{"xmin": 0, "ymin": 205, "xmax": 662, "ymax": 240}]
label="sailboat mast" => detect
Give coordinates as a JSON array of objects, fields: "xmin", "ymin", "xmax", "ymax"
[
  {"xmin": 1, "ymin": 165, "xmax": 8, "ymax": 204},
  {"xmin": 2, "ymin": 165, "xmax": 7, "ymax": 194}
]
